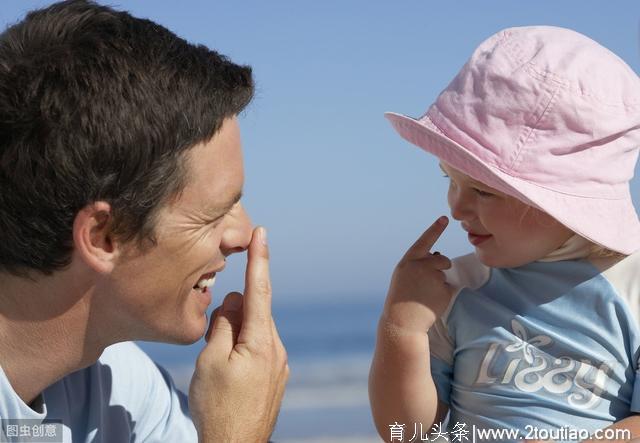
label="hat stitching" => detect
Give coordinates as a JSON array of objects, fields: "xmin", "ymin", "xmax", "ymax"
[
  {"xmin": 423, "ymin": 108, "xmax": 627, "ymax": 200},
  {"xmin": 505, "ymin": 31, "xmax": 640, "ymax": 108},
  {"xmin": 491, "ymin": 163, "xmax": 625, "ymax": 201},
  {"xmin": 491, "ymin": 29, "xmax": 512, "ymax": 53},
  {"xmin": 522, "ymin": 61, "xmax": 569, "ymax": 89},
  {"xmin": 502, "ymin": 32, "xmax": 570, "ymax": 89},
  {"xmin": 525, "ymin": 52, "xmax": 640, "ymax": 108},
  {"xmin": 510, "ymin": 81, "xmax": 562, "ymax": 174},
  {"xmin": 395, "ymin": 118, "xmax": 628, "ymax": 201}
]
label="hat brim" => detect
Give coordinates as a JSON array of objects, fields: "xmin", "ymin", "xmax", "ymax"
[{"xmin": 385, "ymin": 112, "xmax": 640, "ymax": 255}]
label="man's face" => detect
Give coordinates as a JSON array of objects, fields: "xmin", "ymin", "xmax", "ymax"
[{"xmin": 104, "ymin": 117, "xmax": 251, "ymax": 344}]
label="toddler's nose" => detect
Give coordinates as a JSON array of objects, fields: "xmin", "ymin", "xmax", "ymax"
[{"xmin": 449, "ymin": 191, "xmax": 476, "ymax": 222}]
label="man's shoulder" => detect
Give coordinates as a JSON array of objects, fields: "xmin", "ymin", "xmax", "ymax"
[
  {"xmin": 94, "ymin": 341, "xmax": 173, "ymax": 401},
  {"xmin": 42, "ymin": 343, "xmax": 195, "ymax": 441},
  {"xmin": 53, "ymin": 342, "xmax": 161, "ymax": 404},
  {"xmin": 98, "ymin": 341, "xmax": 152, "ymax": 367}
]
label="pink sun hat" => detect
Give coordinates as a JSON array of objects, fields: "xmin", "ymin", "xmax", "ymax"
[{"xmin": 386, "ymin": 26, "xmax": 640, "ymax": 255}]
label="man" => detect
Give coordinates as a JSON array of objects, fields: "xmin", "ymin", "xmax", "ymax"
[{"xmin": 0, "ymin": 0, "xmax": 288, "ymax": 441}]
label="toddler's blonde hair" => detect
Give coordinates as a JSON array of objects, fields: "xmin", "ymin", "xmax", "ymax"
[
  {"xmin": 514, "ymin": 200, "xmax": 628, "ymax": 260},
  {"xmin": 587, "ymin": 244, "xmax": 627, "ymax": 260}
]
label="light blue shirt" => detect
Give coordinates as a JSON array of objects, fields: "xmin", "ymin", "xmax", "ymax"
[
  {"xmin": 429, "ymin": 250, "xmax": 640, "ymax": 442},
  {"xmin": 0, "ymin": 342, "xmax": 197, "ymax": 442}
]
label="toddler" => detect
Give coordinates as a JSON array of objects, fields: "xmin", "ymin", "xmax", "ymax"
[{"xmin": 370, "ymin": 26, "xmax": 640, "ymax": 443}]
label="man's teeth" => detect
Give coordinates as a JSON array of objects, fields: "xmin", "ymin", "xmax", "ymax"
[{"xmin": 195, "ymin": 275, "xmax": 216, "ymax": 290}]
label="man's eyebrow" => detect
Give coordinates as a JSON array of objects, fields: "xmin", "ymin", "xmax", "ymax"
[{"xmin": 205, "ymin": 190, "xmax": 243, "ymax": 219}]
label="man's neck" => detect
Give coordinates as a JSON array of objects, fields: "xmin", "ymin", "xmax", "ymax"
[{"xmin": 0, "ymin": 267, "xmax": 108, "ymax": 406}]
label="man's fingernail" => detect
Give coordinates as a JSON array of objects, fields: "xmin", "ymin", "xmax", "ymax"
[
  {"xmin": 259, "ymin": 227, "xmax": 268, "ymax": 245},
  {"xmin": 225, "ymin": 295, "xmax": 242, "ymax": 311},
  {"xmin": 437, "ymin": 216, "xmax": 448, "ymax": 226}
]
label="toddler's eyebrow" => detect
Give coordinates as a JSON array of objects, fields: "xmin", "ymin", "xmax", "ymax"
[{"xmin": 438, "ymin": 163, "xmax": 490, "ymax": 188}]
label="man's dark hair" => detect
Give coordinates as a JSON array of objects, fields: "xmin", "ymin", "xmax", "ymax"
[{"xmin": 0, "ymin": 0, "xmax": 254, "ymax": 277}]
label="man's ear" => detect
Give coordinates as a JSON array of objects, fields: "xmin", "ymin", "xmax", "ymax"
[{"xmin": 72, "ymin": 201, "xmax": 119, "ymax": 274}]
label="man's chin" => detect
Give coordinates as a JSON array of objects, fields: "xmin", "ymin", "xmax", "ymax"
[
  {"xmin": 171, "ymin": 336, "xmax": 201, "ymax": 345},
  {"xmin": 156, "ymin": 320, "xmax": 208, "ymax": 345},
  {"xmin": 175, "ymin": 325, "xmax": 208, "ymax": 345}
]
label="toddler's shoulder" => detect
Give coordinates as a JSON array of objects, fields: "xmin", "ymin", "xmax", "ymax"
[
  {"xmin": 444, "ymin": 252, "xmax": 491, "ymax": 292},
  {"xmin": 594, "ymin": 248, "xmax": 640, "ymax": 282},
  {"xmin": 433, "ymin": 253, "xmax": 492, "ymax": 336},
  {"xmin": 594, "ymin": 250, "xmax": 640, "ymax": 322}
]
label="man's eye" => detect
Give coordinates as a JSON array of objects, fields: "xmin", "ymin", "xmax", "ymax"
[{"xmin": 206, "ymin": 216, "xmax": 224, "ymax": 227}]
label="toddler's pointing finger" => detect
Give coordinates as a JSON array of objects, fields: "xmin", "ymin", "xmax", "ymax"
[{"xmin": 403, "ymin": 216, "xmax": 449, "ymax": 260}]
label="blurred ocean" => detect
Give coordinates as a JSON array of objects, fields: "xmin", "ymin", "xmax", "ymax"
[{"xmin": 137, "ymin": 295, "xmax": 385, "ymax": 443}]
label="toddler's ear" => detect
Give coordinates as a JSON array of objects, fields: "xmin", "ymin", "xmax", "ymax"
[{"xmin": 72, "ymin": 201, "xmax": 118, "ymax": 274}]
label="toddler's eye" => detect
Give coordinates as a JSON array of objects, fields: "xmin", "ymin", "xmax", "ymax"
[{"xmin": 474, "ymin": 188, "xmax": 494, "ymax": 197}]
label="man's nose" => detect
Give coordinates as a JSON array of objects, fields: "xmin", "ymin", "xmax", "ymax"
[{"xmin": 220, "ymin": 203, "xmax": 253, "ymax": 256}]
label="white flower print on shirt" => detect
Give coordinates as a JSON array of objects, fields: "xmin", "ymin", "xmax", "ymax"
[{"xmin": 505, "ymin": 319, "xmax": 552, "ymax": 364}]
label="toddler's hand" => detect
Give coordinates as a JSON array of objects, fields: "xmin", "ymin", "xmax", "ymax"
[{"xmin": 382, "ymin": 216, "xmax": 453, "ymax": 334}]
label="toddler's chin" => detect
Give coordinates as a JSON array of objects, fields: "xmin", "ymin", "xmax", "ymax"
[{"xmin": 475, "ymin": 250, "xmax": 531, "ymax": 269}]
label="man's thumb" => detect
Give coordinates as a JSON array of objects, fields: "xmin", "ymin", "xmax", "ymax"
[{"xmin": 205, "ymin": 292, "xmax": 243, "ymax": 349}]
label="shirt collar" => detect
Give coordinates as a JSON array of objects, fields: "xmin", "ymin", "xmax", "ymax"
[{"xmin": 536, "ymin": 234, "xmax": 593, "ymax": 263}]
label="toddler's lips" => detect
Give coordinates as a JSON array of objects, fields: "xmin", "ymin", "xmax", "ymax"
[{"xmin": 468, "ymin": 233, "xmax": 492, "ymax": 246}]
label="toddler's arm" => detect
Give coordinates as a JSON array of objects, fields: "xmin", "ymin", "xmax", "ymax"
[
  {"xmin": 369, "ymin": 317, "xmax": 449, "ymax": 437},
  {"xmin": 369, "ymin": 217, "xmax": 453, "ymax": 439}
]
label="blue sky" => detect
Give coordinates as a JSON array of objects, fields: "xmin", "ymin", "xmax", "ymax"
[{"xmin": 2, "ymin": 1, "xmax": 640, "ymax": 303}]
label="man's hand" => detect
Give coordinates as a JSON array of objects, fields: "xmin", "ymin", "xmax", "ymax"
[
  {"xmin": 189, "ymin": 227, "xmax": 289, "ymax": 443},
  {"xmin": 381, "ymin": 216, "xmax": 454, "ymax": 334}
]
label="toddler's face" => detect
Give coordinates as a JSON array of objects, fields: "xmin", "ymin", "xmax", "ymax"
[{"xmin": 440, "ymin": 162, "xmax": 573, "ymax": 268}]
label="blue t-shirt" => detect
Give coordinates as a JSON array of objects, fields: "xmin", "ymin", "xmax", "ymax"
[
  {"xmin": 0, "ymin": 342, "xmax": 197, "ymax": 442},
  {"xmin": 429, "ymin": 250, "xmax": 640, "ymax": 441}
]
